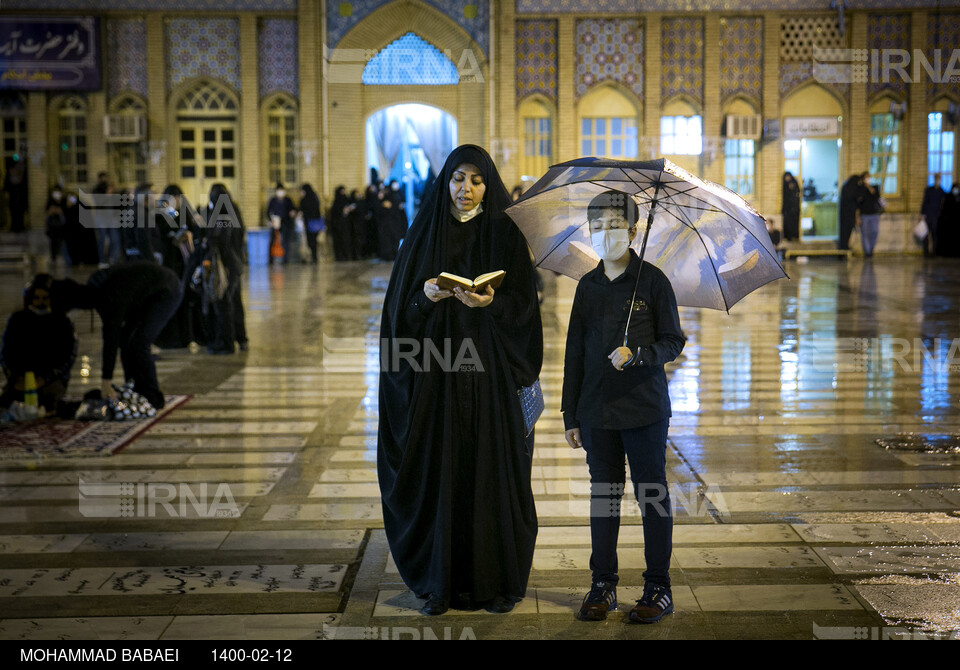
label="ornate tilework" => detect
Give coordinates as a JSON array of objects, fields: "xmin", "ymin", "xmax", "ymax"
[
  {"xmin": 259, "ymin": 18, "xmax": 299, "ymax": 100},
  {"xmin": 165, "ymin": 18, "xmax": 242, "ymax": 94},
  {"xmin": 574, "ymin": 18, "xmax": 644, "ymax": 100},
  {"xmin": 106, "ymin": 17, "xmax": 147, "ymax": 101},
  {"xmin": 515, "ymin": 0, "xmax": 947, "ymax": 12},
  {"xmin": 662, "ymin": 17, "xmax": 704, "ymax": 106},
  {"xmin": 328, "ymin": 0, "xmax": 489, "ymax": 55},
  {"xmin": 719, "ymin": 17, "xmax": 762, "ymax": 108},
  {"xmin": 516, "ymin": 20, "xmax": 557, "ymax": 102},
  {"xmin": 779, "ymin": 61, "xmax": 850, "ymax": 105},
  {"xmin": 2, "ymin": 0, "xmax": 295, "ymax": 8},
  {"xmin": 866, "ymin": 15, "xmax": 910, "ymax": 101},
  {"xmin": 927, "ymin": 12, "xmax": 960, "ymax": 104}
]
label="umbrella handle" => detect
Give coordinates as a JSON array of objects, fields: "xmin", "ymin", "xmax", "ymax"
[{"xmin": 622, "ymin": 185, "xmax": 659, "ymax": 348}]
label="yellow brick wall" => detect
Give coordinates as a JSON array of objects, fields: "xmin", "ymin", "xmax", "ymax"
[
  {"xmin": 239, "ymin": 14, "xmax": 261, "ymax": 226},
  {"xmin": 8, "ymin": 3, "xmax": 959, "ymax": 241}
]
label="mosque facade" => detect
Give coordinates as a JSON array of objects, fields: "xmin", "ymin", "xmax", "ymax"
[{"xmin": 0, "ymin": 0, "xmax": 957, "ymax": 250}]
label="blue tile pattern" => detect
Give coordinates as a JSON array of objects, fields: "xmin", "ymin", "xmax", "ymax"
[
  {"xmin": 516, "ymin": 19, "xmax": 558, "ymax": 102},
  {"xmin": 166, "ymin": 18, "xmax": 242, "ymax": 94},
  {"xmin": 662, "ymin": 17, "xmax": 704, "ymax": 106},
  {"xmin": 720, "ymin": 17, "xmax": 763, "ymax": 108},
  {"xmin": 574, "ymin": 18, "xmax": 644, "ymax": 101},
  {"xmin": 106, "ymin": 17, "xmax": 148, "ymax": 101},
  {"xmin": 259, "ymin": 18, "xmax": 299, "ymax": 100}
]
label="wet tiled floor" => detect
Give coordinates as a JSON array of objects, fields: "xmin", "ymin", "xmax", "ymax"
[{"xmin": 0, "ymin": 256, "xmax": 958, "ymax": 640}]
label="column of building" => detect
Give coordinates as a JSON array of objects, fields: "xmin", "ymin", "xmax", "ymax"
[
  {"xmin": 907, "ymin": 10, "xmax": 929, "ymax": 216},
  {"xmin": 298, "ymin": 0, "xmax": 323, "ymax": 203},
  {"xmin": 759, "ymin": 12, "xmax": 781, "ymax": 224},
  {"xmin": 644, "ymin": 15, "xmax": 662, "ymax": 165},
  {"xmin": 496, "ymin": 0, "xmax": 518, "ymax": 189},
  {"xmin": 239, "ymin": 15, "xmax": 261, "ymax": 226},
  {"xmin": 703, "ymin": 15, "xmax": 722, "ymax": 186},
  {"xmin": 145, "ymin": 16, "xmax": 167, "ymax": 193}
]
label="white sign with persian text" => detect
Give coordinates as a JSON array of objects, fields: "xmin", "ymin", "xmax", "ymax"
[{"xmin": 783, "ymin": 117, "xmax": 840, "ymax": 138}]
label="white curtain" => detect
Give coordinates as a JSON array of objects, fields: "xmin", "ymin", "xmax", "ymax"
[
  {"xmin": 407, "ymin": 107, "xmax": 457, "ymax": 175},
  {"xmin": 369, "ymin": 108, "xmax": 405, "ymax": 179}
]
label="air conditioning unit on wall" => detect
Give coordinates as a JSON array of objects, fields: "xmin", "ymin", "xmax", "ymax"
[
  {"xmin": 724, "ymin": 114, "xmax": 762, "ymax": 140},
  {"xmin": 103, "ymin": 114, "xmax": 146, "ymax": 142}
]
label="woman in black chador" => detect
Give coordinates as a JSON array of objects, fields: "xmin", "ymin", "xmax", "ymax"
[
  {"xmin": 378, "ymin": 145, "xmax": 542, "ymax": 616},
  {"xmin": 781, "ymin": 172, "xmax": 801, "ymax": 241}
]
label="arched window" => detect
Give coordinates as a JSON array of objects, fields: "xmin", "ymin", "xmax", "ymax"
[
  {"xmin": 57, "ymin": 96, "xmax": 88, "ymax": 188},
  {"xmin": 722, "ymin": 99, "xmax": 758, "ymax": 199},
  {"xmin": 869, "ymin": 98, "xmax": 902, "ymax": 197},
  {"xmin": 174, "ymin": 79, "xmax": 239, "ymax": 205},
  {"xmin": 362, "ymin": 33, "xmax": 460, "ymax": 86},
  {"xmin": 578, "ymin": 86, "xmax": 640, "ymax": 159},
  {"xmin": 264, "ymin": 95, "xmax": 299, "ymax": 188},
  {"xmin": 519, "ymin": 96, "xmax": 553, "ymax": 181},
  {"xmin": 661, "ymin": 98, "xmax": 702, "ymax": 157},
  {"xmin": 927, "ymin": 102, "xmax": 956, "ymax": 191},
  {"xmin": 107, "ymin": 94, "xmax": 148, "ymax": 188}
]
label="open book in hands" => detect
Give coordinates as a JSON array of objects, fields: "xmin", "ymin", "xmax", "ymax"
[{"xmin": 436, "ymin": 270, "xmax": 506, "ymax": 293}]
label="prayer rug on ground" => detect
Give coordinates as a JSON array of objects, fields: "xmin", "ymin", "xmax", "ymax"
[{"xmin": 0, "ymin": 395, "xmax": 190, "ymax": 460}]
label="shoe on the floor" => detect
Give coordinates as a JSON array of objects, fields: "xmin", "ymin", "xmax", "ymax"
[
  {"xmin": 576, "ymin": 580, "xmax": 617, "ymax": 621},
  {"xmin": 420, "ymin": 595, "xmax": 448, "ymax": 616},
  {"xmin": 627, "ymin": 582, "xmax": 673, "ymax": 624},
  {"xmin": 485, "ymin": 595, "xmax": 516, "ymax": 614}
]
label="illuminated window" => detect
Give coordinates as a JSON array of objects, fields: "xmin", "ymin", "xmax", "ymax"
[
  {"xmin": 660, "ymin": 115, "xmax": 702, "ymax": 156},
  {"xmin": 724, "ymin": 139, "xmax": 755, "ymax": 197},
  {"xmin": 869, "ymin": 113, "xmax": 900, "ymax": 196},
  {"xmin": 581, "ymin": 117, "xmax": 637, "ymax": 158},
  {"xmin": 362, "ymin": 33, "xmax": 459, "ymax": 86},
  {"xmin": 928, "ymin": 112, "xmax": 955, "ymax": 191}
]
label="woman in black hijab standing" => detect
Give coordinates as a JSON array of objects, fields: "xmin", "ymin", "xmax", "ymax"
[
  {"xmin": 781, "ymin": 172, "xmax": 801, "ymax": 241},
  {"xmin": 378, "ymin": 145, "xmax": 543, "ymax": 616}
]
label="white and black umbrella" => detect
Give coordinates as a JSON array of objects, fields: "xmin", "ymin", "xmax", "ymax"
[{"xmin": 506, "ymin": 157, "xmax": 788, "ymax": 312}]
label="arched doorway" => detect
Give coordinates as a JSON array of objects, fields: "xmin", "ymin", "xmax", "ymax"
[
  {"xmin": 365, "ymin": 103, "xmax": 457, "ymax": 222},
  {"xmin": 782, "ymin": 84, "xmax": 844, "ymax": 241},
  {"xmin": 173, "ymin": 79, "xmax": 239, "ymax": 207}
]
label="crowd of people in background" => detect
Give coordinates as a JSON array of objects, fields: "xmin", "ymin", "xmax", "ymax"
[
  {"xmin": 15, "ymin": 173, "xmax": 251, "ymax": 358},
  {"xmin": 0, "ymin": 175, "xmax": 254, "ymax": 418},
  {"xmin": 773, "ymin": 168, "xmax": 960, "ymax": 259},
  {"xmin": 258, "ymin": 178, "xmax": 409, "ymax": 266},
  {"xmin": 920, "ymin": 181, "xmax": 960, "ymax": 258},
  {"xmin": 325, "ymin": 178, "xmax": 409, "ymax": 263}
]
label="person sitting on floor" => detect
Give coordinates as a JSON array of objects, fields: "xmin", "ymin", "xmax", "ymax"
[{"xmin": 0, "ymin": 274, "xmax": 78, "ymax": 414}]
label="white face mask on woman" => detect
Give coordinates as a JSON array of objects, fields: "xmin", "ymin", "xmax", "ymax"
[{"xmin": 591, "ymin": 228, "xmax": 630, "ymax": 262}]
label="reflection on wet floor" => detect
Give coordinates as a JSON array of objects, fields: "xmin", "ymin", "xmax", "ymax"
[{"xmin": 0, "ymin": 257, "xmax": 958, "ymax": 639}]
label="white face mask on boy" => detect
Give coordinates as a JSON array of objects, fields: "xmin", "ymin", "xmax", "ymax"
[{"xmin": 591, "ymin": 228, "xmax": 630, "ymax": 261}]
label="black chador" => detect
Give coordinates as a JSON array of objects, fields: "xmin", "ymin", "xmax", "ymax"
[{"xmin": 377, "ymin": 145, "xmax": 542, "ymax": 611}]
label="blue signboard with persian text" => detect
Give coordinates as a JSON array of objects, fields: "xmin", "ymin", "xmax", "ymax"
[{"xmin": 0, "ymin": 17, "xmax": 101, "ymax": 90}]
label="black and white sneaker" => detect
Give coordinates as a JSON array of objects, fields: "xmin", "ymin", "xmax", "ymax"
[
  {"xmin": 576, "ymin": 580, "xmax": 618, "ymax": 621},
  {"xmin": 628, "ymin": 582, "xmax": 673, "ymax": 623}
]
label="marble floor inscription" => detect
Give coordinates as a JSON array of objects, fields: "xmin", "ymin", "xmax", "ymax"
[{"xmin": 1, "ymin": 259, "xmax": 958, "ymax": 640}]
